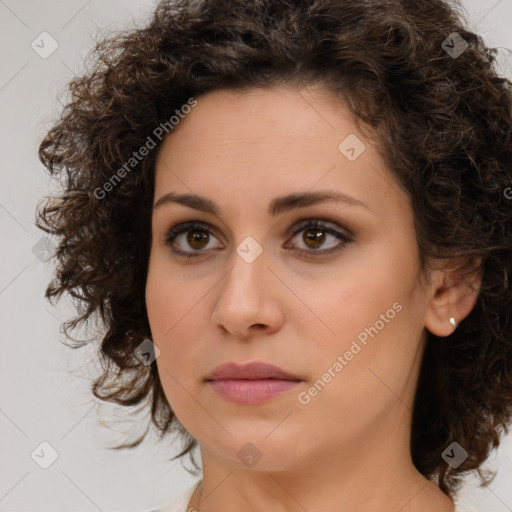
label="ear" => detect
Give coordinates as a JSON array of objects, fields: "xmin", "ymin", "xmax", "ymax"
[{"xmin": 424, "ymin": 256, "xmax": 483, "ymax": 337}]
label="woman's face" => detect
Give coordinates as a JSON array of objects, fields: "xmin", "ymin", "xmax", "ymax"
[{"xmin": 146, "ymin": 85, "xmax": 435, "ymax": 472}]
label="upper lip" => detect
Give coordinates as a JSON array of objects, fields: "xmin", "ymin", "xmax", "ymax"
[{"xmin": 205, "ymin": 361, "xmax": 302, "ymax": 381}]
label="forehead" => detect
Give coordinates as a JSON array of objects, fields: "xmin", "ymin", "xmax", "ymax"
[
  {"xmin": 156, "ymin": 85, "xmax": 348, "ymax": 161},
  {"xmin": 153, "ymin": 85, "xmax": 409, "ymax": 223}
]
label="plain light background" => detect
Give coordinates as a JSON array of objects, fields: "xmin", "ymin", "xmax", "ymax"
[{"xmin": 1, "ymin": 1, "xmax": 512, "ymax": 511}]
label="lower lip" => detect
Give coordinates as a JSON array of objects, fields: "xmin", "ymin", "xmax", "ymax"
[{"xmin": 207, "ymin": 379, "xmax": 300, "ymax": 405}]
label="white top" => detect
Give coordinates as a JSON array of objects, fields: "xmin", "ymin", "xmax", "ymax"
[
  {"xmin": 151, "ymin": 480, "xmax": 479, "ymax": 512},
  {"xmin": 151, "ymin": 480, "xmax": 200, "ymax": 512}
]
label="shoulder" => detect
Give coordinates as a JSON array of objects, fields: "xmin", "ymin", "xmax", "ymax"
[{"xmin": 150, "ymin": 480, "xmax": 202, "ymax": 512}]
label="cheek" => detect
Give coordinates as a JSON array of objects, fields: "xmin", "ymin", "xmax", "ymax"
[
  {"xmin": 306, "ymin": 251, "xmax": 406, "ymax": 346},
  {"xmin": 146, "ymin": 265, "xmax": 205, "ymax": 424},
  {"xmin": 296, "ymin": 250, "xmax": 420, "ymax": 409},
  {"xmin": 145, "ymin": 248, "xmax": 195, "ymax": 339},
  {"xmin": 145, "ymin": 274, "xmax": 171, "ymax": 342},
  {"xmin": 145, "ymin": 253, "xmax": 209, "ymax": 389},
  {"xmin": 291, "ymin": 308, "xmax": 417, "ymax": 449}
]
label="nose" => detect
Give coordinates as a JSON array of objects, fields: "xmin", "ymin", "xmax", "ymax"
[{"xmin": 211, "ymin": 245, "xmax": 285, "ymax": 340}]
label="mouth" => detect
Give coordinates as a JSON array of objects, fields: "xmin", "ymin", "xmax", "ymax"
[{"xmin": 205, "ymin": 361, "xmax": 302, "ymax": 405}]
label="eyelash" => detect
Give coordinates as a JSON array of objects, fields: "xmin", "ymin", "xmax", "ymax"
[{"xmin": 164, "ymin": 219, "xmax": 353, "ymax": 259}]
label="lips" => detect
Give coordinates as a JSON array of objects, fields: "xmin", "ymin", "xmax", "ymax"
[
  {"xmin": 205, "ymin": 361, "xmax": 301, "ymax": 382},
  {"xmin": 205, "ymin": 361, "xmax": 302, "ymax": 405}
]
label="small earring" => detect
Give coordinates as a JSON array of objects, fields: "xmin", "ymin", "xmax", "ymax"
[{"xmin": 449, "ymin": 317, "xmax": 457, "ymax": 327}]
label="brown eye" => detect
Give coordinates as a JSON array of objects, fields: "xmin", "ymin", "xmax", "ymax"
[
  {"xmin": 302, "ymin": 228, "xmax": 326, "ymax": 249},
  {"xmin": 165, "ymin": 221, "xmax": 223, "ymax": 257},
  {"xmin": 187, "ymin": 229, "xmax": 210, "ymax": 250},
  {"xmin": 285, "ymin": 220, "xmax": 351, "ymax": 257}
]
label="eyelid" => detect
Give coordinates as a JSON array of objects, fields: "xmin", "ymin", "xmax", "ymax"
[
  {"xmin": 164, "ymin": 220, "xmax": 222, "ymax": 242},
  {"xmin": 288, "ymin": 217, "xmax": 353, "ymax": 239},
  {"xmin": 164, "ymin": 216, "xmax": 353, "ymax": 240}
]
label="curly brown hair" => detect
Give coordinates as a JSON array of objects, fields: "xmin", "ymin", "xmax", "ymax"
[{"xmin": 36, "ymin": 0, "xmax": 512, "ymax": 497}]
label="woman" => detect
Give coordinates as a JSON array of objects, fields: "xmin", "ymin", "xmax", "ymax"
[{"xmin": 36, "ymin": 0, "xmax": 512, "ymax": 511}]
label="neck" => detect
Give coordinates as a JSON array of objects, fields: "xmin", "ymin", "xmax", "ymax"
[{"xmin": 188, "ymin": 417, "xmax": 455, "ymax": 512}]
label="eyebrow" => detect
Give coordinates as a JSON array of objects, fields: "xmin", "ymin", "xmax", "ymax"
[{"xmin": 153, "ymin": 190, "xmax": 371, "ymax": 216}]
